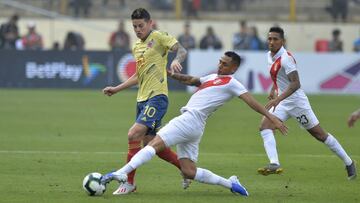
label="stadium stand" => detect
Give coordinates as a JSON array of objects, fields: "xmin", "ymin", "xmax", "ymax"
[
  {"xmin": 1, "ymin": 0, "xmax": 360, "ymax": 51},
  {"xmin": 1, "ymin": 0, "xmax": 360, "ymax": 21}
]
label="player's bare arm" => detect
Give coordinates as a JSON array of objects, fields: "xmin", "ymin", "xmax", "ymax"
[
  {"xmin": 167, "ymin": 70, "xmax": 201, "ymax": 86},
  {"xmin": 265, "ymin": 71, "xmax": 300, "ymax": 110},
  {"xmin": 169, "ymin": 42, "xmax": 187, "ymax": 73},
  {"xmin": 103, "ymin": 74, "xmax": 138, "ymax": 96},
  {"xmin": 240, "ymin": 92, "xmax": 288, "ymax": 135}
]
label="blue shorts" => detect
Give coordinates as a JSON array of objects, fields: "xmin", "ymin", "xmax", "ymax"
[{"xmin": 136, "ymin": 94, "xmax": 168, "ymax": 135}]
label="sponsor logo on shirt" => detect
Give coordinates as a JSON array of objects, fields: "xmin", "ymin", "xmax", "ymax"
[
  {"xmin": 198, "ymin": 76, "xmax": 232, "ymax": 91},
  {"xmin": 147, "ymin": 39, "xmax": 154, "ymax": 48}
]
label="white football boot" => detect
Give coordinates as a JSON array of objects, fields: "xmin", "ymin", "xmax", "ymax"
[{"xmin": 113, "ymin": 182, "xmax": 137, "ymax": 195}]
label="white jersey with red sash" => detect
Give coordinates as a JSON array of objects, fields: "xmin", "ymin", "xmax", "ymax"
[
  {"xmin": 268, "ymin": 46, "xmax": 310, "ymax": 109},
  {"xmin": 158, "ymin": 73, "xmax": 248, "ymax": 161},
  {"xmin": 267, "ymin": 46, "xmax": 319, "ymax": 129},
  {"xmin": 180, "ymin": 74, "xmax": 248, "ymax": 125}
]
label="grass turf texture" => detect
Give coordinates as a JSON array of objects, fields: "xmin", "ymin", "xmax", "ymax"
[{"xmin": 0, "ymin": 89, "xmax": 359, "ymax": 203}]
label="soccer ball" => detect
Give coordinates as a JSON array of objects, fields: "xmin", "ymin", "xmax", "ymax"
[{"xmin": 82, "ymin": 172, "xmax": 106, "ymax": 196}]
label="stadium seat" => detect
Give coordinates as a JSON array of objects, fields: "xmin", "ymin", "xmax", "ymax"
[{"xmin": 315, "ymin": 39, "xmax": 330, "ymax": 52}]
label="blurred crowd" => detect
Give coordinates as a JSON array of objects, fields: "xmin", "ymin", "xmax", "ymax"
[
  {"xmin": 1, "ymin": 13, "xmax": 360, "ymax": 53},
  {"xmin": 314, "ymin": 27, "xmax": 360, "ymax": 52},
  {"xmin": 74, "ymin": 0, "xmax": 360, "ymax": 21},
  {"xmin": 23, "ymin": 0, "xmax": 242, "ymax": 18},
  {"xmin": 325, "ymin": 0, "xmax": 360, "ymax": 23},
  {"xmin": 176, "ymin": 20, "xmax": 266, "ymax": 51},
  {"xmin": 0, "ymin": 14, "xmax": 85, "ymax": 51}
]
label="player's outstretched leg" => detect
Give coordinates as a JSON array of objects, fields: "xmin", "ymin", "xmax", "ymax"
[
  {"xmin": 323, "ymin": 134, "xmax": 356, "ymax": 180},
  {"xmin": 105, "ymin": 140, "xmax": 140, "ymax": 195},
  {"xmin": 257, "ymin": 163, "xmax": 283, "ymax": 176},
  {"xmin": 192, "ymin": 167, "xmax": 249, "ymax": 196},
  {"xmin": 312, "ymin": 128, "xmax": 355, "ymax": 180},
  {"xmin": 102, "ymin": 145, "xmax": 156, "ymax": 195}
]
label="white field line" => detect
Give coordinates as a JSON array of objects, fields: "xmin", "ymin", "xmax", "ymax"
[{"xmin": 0, "ymin": 150, "xmax": 359, "ymax": 158}]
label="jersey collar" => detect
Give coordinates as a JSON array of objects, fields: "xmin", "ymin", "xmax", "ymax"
[
  {"xmin": 216, "ymin": 74, "xmax": 234, "ymax": 78},
  {"xmin": 141, "ymin": 30, "xmax": 154, "ymax": 42},
  {"xmin": 271, "ymin": 46, "xmax": 286, "ymax": 61}
]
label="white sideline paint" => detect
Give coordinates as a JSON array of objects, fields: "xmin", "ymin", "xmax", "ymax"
[{"xmin": 0, "ymin": 150, "xmax": 358, "ymax": 158}]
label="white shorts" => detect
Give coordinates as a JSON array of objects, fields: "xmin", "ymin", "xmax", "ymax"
[
  {"xmin": 158, "ymin": 111, "xmax": 204, "ymax": 162},
  {"xmin": 271, "ymin": 100, "xmax": 319, "ymax": 130}
]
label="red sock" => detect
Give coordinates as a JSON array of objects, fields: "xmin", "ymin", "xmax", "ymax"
[
  {"xmin": 126, "ymin": 140, "xmax": 142, "ymax": 185},
  {"xmin": 157, "ymin": 147, "xmax": 181, "ymax": 170}
]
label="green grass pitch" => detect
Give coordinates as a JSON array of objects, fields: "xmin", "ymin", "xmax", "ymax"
[{"xmin": 0, "ymin": 89, "xmax": 359, "ymax": 203}]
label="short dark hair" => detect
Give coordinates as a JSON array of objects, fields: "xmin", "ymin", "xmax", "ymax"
[
  {"xmin": 240, "ymin": 20, "xmax": 247, "ymax": 27},
  {"xmin": 185, "ymin": 21, "xmax": 190, "ymax": 27},
  {"xmin": 131, "ymin": 8, "xmax": 151, "ymax": 21},
  {"xmin": 333, "ymin": 29, "xmax": 341, "ymax": 36},
  {"xmin": 225, "ymin": 51, "xmax": 241, "ymax": 67},
  {"xmin": 269, "ymin": 26, "xmax": 284, "ymax": 39},
  {"xmin": 10, "ymin": 14, "xmax": 19, "ymax": 21}
]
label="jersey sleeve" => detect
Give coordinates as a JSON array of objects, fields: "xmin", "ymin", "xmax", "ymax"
[
  {"xmin": 157, "ymin": 31, "xmax": 178, "ymax": 49},
  {"xmin": 282, "ymin": 55, "xmax": 297, "ymax": 75},
  {"xmin": 229, "ymin": 79, "xmax": 248, "ymax": 96}
]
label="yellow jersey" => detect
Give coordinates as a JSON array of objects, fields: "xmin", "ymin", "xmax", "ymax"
[{"xmin": 132, "ymin": 30, "xmax": 178, "ymax": 102}]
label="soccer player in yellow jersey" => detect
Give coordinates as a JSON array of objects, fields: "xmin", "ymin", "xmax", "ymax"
[{"xmin": 102, "ymin": 8, "xmax": 187, "ymax": 195}]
